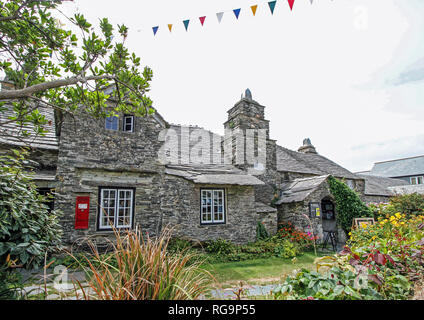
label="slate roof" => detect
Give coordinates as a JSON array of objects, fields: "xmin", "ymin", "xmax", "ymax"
[
  {"xmin": 0, "ymin": 103, "xmax": 58, "ymax": 150},
  {"xmin": 358, "ymin": 174, "xmax": 408, "ymax": 196},
  {"xmin": 275, "ymin": 175, "xmax": 329, "ymax": 204},
  {"xmin": 276, "ymin": 146, "xmax": 358, "ymax": 179},
  {"xmin": 368, "ymin": 155, "xmax": 424, "ymax": 178},
  {"xmin": 165, "ymin": 164, "xmax": 264, "ymax": 186},
  {"xmin": 255, "ymin": 202, "xmax": 277, "ymax": 213}
]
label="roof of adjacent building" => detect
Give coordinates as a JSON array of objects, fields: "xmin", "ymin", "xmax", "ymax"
[
  {"xmin": 0, "ymin": 104, "xmax": 58, "ymax": 150},
  {"xmin": 275, "ymin": 175, "xmax": 330, "ymax": 204},
  {"xmin": 357, "ymin": 174, "xmax": 408, "ymax": 196},
  {"xmin": 276, "ymin": 146, "xmax": 358, "ymax": 180},
  {"xmin": 165, "ymin": 164, "xmax": 265, "ymax": 186},
  {"xmin": 367, "ymin": 155, "xmax": 424, "ymax": 178},
  {"xmin": 255, "ymin": 201, "xmax": 277, "ymax": 213}
]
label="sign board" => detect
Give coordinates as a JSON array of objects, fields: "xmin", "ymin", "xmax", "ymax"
[
  {"xmin": 352, "ymin": 217, "xmax": 375, "ymax": 229},
  {"xmin": 309, "ymin": 202, "xmax": 321, "ymax": 218}
]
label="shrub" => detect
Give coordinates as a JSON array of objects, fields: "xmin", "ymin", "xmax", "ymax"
[
  {"xmin": 256, "ymin": 221, "xmax": 269, "ymax": 241},
  {"xmin": 274, "ymin": 213, "xmax": 424, "ymax": 300},
  {"xmin": 71, "ymin": 227, "xmax": 212, "ymax": 300},
  {"xmin": 0, "ymin": 150, "xmax": 62, "ymax": 269},
  {"xmin": 0, "ymin": 261, "xmax": 24, "ymax": 300},
  {"xmin": 328, "ymin": 176, "xmax": 372, "ymax": 234},
  {"xmin": 277, "ymin": 222, "xmax": 317, "ymax": 251},
  {"xmin": 390, "ymin": 193, "xmax": 424, "ymax": 217}
]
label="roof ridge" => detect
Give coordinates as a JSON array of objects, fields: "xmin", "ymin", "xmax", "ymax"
[{"xmin": 375, "ymin": 155, "xmax": 424, "ymax": 164}]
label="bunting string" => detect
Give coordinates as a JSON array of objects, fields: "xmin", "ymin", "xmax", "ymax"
[{"xmin": 150, "ymin": 0, "xmax": 327, "ymax": 36}]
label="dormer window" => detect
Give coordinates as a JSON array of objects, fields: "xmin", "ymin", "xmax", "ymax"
[
  {"xmin": 123, "ymin": 115, "xmax": 134, "ymax": 132},
  {"xmin": 105, "ymin": 116, "xmax": 119, "ymax": 131}
]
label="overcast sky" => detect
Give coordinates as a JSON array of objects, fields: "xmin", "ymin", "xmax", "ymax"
[{"xmin": 58, "ymin": 0, "xmax": 424, "ymax": 172}]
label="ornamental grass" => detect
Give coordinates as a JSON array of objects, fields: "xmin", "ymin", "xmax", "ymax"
[{"xmin": 70, "ymin": 227, "xmax": 212, "ymax": 300}]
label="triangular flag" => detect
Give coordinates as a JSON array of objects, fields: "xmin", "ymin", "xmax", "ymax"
[
  {"xmin": 152, "ymin": 26, "xmax": 159, "ymax": 35},
  {"xmin": 168, "ymin": 24, "xmax": 173, "ymax": 32},
  {"xmin": 233, "ymin": 8, "xmax": 241, "ymax": 19},
  {"xmin": 183, "ymin": 19, "xmax": 190, "ymax": 31},
  {"xmin": 268, "ymin": 1, "xmax": 277, "ymax": 14},
  {"xmin": 216, "ymin": 12, "xmax": 224, "ymax": 23},
  {"xmin": 288, "ymin": 0, "xmax": 295, "ymax": 11},
  {"xmin": 199, "ymin": 16, "xmax": 206, "ymax": 26},
  {"xmin": 251, "ymin": 5, "xmax": 258, "ymax": 16}
]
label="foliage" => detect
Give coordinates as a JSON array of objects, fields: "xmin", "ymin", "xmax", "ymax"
[
  {"xmin": 368, "ymin": 194, "xmax": 424, "ymax": 219},
  {"xmin": 328, "ymin": 176, "xmax": 372, "ymax": 234},
  {"xmin": 256, "ymin": 221, "xmax": 269, "ymax": 241},
  {"xmin": 274, "ymin": 267, "xmax": 383, "ymax": 300},
  {"xmin": 277, "ymin": 221, "xmax": 318, "ymax": 251},
  {"xmin": 71, "ymin": 227, "xmax": 212, "ymax": 300},
  {"xmin": 0, "ymin": 260, "xmax": 24, "ymax": 300},
  {"xmin": 0, "ymin": 149, "xmax": 62, "ymax": 269},
  {"xmin": 203, "ymin": 236, "xmax": 302, "ymax": 263},
  {"xmin": 274, "ymin": 212, "xmax": 424, "ymax": 300},
  {"xmin": 0, "ymin": 0, "xmax": 154, "ymax": 138}
]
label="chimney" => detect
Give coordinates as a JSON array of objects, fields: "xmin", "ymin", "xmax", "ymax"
[{"xmin": 298, "ymin": 138, "xmax": 317, "ymax": 154}]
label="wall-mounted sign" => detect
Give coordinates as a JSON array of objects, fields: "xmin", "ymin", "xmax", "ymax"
[{"xmin": 309, "ymin": 202, "xmax": 321, "ymax": 218}]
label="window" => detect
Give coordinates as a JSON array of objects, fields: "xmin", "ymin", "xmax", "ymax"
[
  {"xmin": 123, "ymin": 115, "xmax": 134, "ymax": 132},
  {"xmin": 345, "ymin": 180, "xmax": 355, "ymax": 190},
  {"xmin": 200, "ymin": 189, "xmax": 225, "ymax": 224},
  {"xmin": 105, "ymin": 116, "xmax": 119, "ymax": 131},
  {"xmin": 98, "ymin": 188, "xmax": 134, "ymax": 230},
  {"xmin": 411, "ymin": 176, "xmax": 423, "ymax": 185}
]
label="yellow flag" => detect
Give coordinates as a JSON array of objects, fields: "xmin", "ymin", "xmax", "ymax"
[
  {"xmin": 168, "ymin": 24, "xmax": 173, "ymax": 32},
  {"xmin": 251, "ymin": 5, "xmax": 258, "ymax": 16}
]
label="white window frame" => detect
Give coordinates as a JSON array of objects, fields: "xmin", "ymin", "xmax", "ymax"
[
  {"xmin": 123, "ymin": 115, "xmax": 134, "ymax": 132},
  {"xmin": 99, "ymin": 188, "xmax": 134, "ymax": 230},
  {"xmin": 105, "ymin": 116, "xmax": 119, "ymax": 131},
  {"xmin": 200, "ymin": 189, "xmax": 225, "ymax": 225}
]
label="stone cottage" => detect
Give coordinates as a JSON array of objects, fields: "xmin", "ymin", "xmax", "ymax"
[{"xmin": 0, "ymin": 88, "xmax": 407, "ymax": 245}]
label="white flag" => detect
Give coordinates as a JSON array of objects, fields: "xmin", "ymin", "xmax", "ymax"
[{"xmin": 216, "ymin": 12, "xmax": 224, "ymax": 23}]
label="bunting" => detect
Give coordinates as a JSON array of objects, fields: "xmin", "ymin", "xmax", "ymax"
[
  {"xmin": 216, "ymin": 12, "xmax": 224, "ymax": 24},
  {"xmin": 268, "ymin": 1, "xmax": 277, "ymax": 15},
  {"xmin": 150, "ymin": 0, "xmax": 325, "ymax": 37},
  {"xmin": 183, "ymin": 19, "xmax": 190, "ymax": 31},
  {"xmin": 233, "ymin": 8, "xmax": 241, "ymax": 20}
]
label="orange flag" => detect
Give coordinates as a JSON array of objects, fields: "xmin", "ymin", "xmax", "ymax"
[
  {"xmin": 168, "ymin": 24, "xmax": 173, "ymax": 32},
  {"xmin": 251, "ymin": 5, "xmax": 258, "ymax": 16}
]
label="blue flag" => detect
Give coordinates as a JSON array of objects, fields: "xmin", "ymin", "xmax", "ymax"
[
  {"xmin": 268, "ymin": 1, "xmax": 277, "ymax": 14},
  {"xmin": 183, "ymin": 19, "xmax": 190, "ymax": 31},
  {"xmin": 152, "ymin": 26, "xmax": 159, "ymax": 35},
  {"xmin": 233, "ymin": 8, "xmax": 241, "ymax": 19}
]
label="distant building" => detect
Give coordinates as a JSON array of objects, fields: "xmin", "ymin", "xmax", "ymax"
[{"xmin": 360, "ymin": 155, "xmax": 424, "ymax": 185}]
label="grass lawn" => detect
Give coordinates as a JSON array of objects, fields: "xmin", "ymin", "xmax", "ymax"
[{"xmin": 203, "ymin": 252, "xmax": 321, "ymax": 287}]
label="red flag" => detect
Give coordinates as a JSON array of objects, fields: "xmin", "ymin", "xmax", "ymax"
[
  {"xmin": 199, "ymin": 16, "xmax": 206, "ymax": 26},
  {"xmin": 288, "ymin": 0, "xmax": 295, "ymax": 10}
]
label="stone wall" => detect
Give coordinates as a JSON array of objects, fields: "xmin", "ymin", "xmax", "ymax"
[
  {"xmin": 55, "ymin": 110, "xmax": 166, "ymax": 244},
  {"xmin": 162, "ymin": 174, "xmax": 258, "ymax": 244},
  {"xmin": 276, "ymin": 181, "xmax": 347, "ymax": 244}
]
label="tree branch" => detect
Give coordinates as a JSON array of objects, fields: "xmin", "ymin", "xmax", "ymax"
[{"xmin": 0, "ymin": 75, "xmax": 114, "ymax": 100}]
